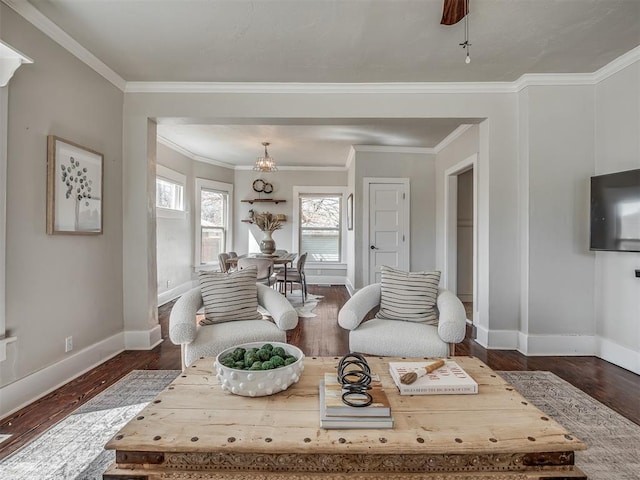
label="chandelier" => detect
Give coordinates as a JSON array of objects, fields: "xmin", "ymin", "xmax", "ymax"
[{"xmin": 253, "ymin": 142, "xmax": 277, "ymax": 172}]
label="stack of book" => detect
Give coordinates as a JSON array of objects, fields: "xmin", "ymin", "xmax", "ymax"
[
  {"xmin": 388, "ymin": 359, "xmax": 478, "ymax": 395},
  {"xmin": 319, "ymin": 373, "xmax": 393, "ymax": 429}
]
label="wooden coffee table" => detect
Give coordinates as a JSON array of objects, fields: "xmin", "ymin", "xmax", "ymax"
[{"xmin": 103, "ymin": 356, "xmax": 587, "ymax": 479}]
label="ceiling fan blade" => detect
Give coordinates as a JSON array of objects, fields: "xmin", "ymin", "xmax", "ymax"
[{"xmin": 441, "ymin": 0, "xmax": 468, "ymax": 26}]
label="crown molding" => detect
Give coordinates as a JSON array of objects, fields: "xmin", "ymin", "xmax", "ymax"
[
  {"xmin": 353, "ymin": 145, "xmax": 436, "ymax": 155},
  {"xmin": 513, "ymin": 45, "xmax": 640, "ymax": 92},
  {"xmin": 2, "ymin": 0, "xmax": 126, "ymax": 91},
  {"xmin": 512, "ymin": 73, "xmax": 596, "ymax": 92},
  {"xmin": 592, "ymin": 44, "xmax": 640, "ymax": 84},
  {"xmin": 125, "ymin": 81, "xmax": 518, "ymax": 94},
  {"xmin": 156, "ymin": 136, "xmax": 235, "ymax": 169},
  {"xmin": 433, "ymin": 124, "xmax": 474, "ymax": 153}
]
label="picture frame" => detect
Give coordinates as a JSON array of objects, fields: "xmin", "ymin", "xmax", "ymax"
[
  {"xmin": 347, "ymin": 193, "xmax": 353, "ymax": 231},
  {"xmin": 47, "ymin": 135, "xmax": 103, "ymax": 235}
]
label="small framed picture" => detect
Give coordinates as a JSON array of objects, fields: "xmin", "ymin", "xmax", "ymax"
[
  {"xmin": 347, "ymin": 193, "xmax": 353, "ymax": 231},
  {"xmin": 47, "ymin": 136, "xmax": 103, "ymax": 235}
]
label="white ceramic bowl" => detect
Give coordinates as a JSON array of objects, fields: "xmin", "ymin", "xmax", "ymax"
[{"xmin": 214, "ymin": 342, "xmax": 305, "ymax": 397}]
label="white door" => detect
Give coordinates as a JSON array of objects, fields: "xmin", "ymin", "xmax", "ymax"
[{"xmin": 368, "ymin": 182, "xmax": 409, "ymax": 284}]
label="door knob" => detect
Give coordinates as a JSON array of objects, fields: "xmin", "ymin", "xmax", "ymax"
[{"xmin": 370, "ymin": 245, "xmax": 378, "ymax": 250}]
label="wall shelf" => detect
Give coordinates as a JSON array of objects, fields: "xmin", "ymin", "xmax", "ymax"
[{"xmin": 241, "ymin": 199, "xmax": 286, "ymax": 204}]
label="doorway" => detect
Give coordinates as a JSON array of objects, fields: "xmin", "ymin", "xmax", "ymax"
[
  {"xmin": 363, "ymin": 178, "xmax": 410, "ymax": 285},
  {"xmin": 444, "ymin": 155, "xmax": 477, "ymax": 325}
]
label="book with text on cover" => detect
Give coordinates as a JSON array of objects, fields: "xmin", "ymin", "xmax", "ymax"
[
  {"xmin": 319, "ymin": 381, "xmax": 394, "ymax": 429},
  {"xmin": 322, "ymin": 372, "xmax": 391, "ymax": 417},
  {"xmin": 388, "ymin": 359, "xmax": 478, "ymax": 395}
]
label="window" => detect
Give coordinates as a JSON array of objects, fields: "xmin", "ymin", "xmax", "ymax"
[
  {"xmin": 156, "ymin": 177, "xmax": 184, "ymax": 210},
  {"xmin": 299, "ymin": 194, "xmax": 342, "ymax": 263},
  {"xmin": 195, "ymin": 179, "xmax": 233, "ymax": 267},
  {"xmin": 156, "ymin": 165, "xmax": 185, "ymax": 213}
]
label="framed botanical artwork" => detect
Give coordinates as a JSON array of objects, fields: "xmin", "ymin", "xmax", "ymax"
[
  {"xmin": 347, "ymin": 193, "xmax": 354, "ymax": 231},
  {"xmin": 46, "ymin": 136, "xmax": 103, "ymax": 235}
]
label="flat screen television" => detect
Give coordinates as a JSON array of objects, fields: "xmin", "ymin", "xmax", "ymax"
[{"xmin": 590, "ymin": 168, "xmax": 640, "ymax": 252}]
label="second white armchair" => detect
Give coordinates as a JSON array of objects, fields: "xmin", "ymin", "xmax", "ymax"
[{"xmin": 338, "ymin": 283, "xmax": 467, "ymax": 357}]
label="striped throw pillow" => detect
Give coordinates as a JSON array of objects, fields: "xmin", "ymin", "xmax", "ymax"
[
  {"xmin": 198, "ymin": 267, "xmax": 263, "ymax": 326},
  {"xmin": 375, "ymin": 266, "xmax": 441, "ymax": 325}
]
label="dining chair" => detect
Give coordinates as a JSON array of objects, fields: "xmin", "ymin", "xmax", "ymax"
[
  {"xmin": 218, "ymin": 252, "xmax": 231, "ymax": 273},
  {"xmin": 228, "ymin": 251, "xmax": 238, "ymax": 258},
  {"xmin": 237, "ymin": 257, "xmax": 275, "ymax": 286},
  {"xmin": 271, "ymin": 250, "xmax": 289, "ymax": 273},
  {"xmin": 275, "ymin": 252, "xmax": 308, "ymax": 302}
]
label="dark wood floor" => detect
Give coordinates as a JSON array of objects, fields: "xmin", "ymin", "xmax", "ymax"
[{"xmin": 1, "ymin": 285, "xmax": 638, "ymax": 461}]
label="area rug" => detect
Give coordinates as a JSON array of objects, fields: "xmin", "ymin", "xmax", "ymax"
[
  {"xmin": 258, "ymin": 290, "xmax": 323, "ymax": 318},
  {"xmin": 1, "ymin": 370, "xmax": 638, "ymax": 480},
  {"xmin": 0, "ymin": 370, "xmax": 180, "ymax": 480},
  {"xmin": 500, "ymin": 371, "xmax": 640, "ymax": 480},
  {"xmin": 287, "ymin": 292, "xmax": 323, "ymax": 318}
]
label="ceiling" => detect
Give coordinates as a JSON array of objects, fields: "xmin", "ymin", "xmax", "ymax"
[
  {"xmin": 156, "ymin": 119, "xmax": 481, "ymax": 168},
  {"xmin": 21, "ymin": 0, "xmax": 640, "ymax": 168}
]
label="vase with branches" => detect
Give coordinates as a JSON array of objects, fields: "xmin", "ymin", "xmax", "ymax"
[{"xmin": 254, "ymin": 212, "xmax": 282, "ymax": 254}]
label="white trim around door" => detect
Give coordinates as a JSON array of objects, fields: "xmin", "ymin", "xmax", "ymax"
[{"xmin": 443, "ymin": 154, "xmax": 478, "ymax": 325}]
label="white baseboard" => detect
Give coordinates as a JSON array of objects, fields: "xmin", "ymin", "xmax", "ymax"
[
  {"xmin": 306, "ymin": 275, "xmax": 347, "ymax": 286},
  {"xmin": 0, "ymin": 332, "xmax": 124, "ymax": 418},
  {"xmin": 518, "ymin": 333, "xmax": 597, "ymax": 356},
  {"xmin": 474, "ymin": 325, "xmax": 518, "ymax": 349},
  {"xmin": 598, "ymin": 336, "xmax": 640, "ymax": 375},
  {"xmin": 158, "ymin": 280, "xmax": 197, "ymax": 306},
  {"xmin": 124, "ymin": 324, "xmax": 163, "ymax": 350},
  {"xmin": 478, "ymin": 328, "xmax": 639, "ymax": 374}
]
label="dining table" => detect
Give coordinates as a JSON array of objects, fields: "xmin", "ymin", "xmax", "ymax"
[{"xmin": 226, "ymin": 252, "xmax": 298, "ymax": 296}]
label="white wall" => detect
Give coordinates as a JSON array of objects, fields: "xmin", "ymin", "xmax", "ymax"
[
  {"xmin": 353, "ymin": 150, "xmax": 437, "ymax": 288},
  {"xmin": 525, "ymin": 85, "xmax": 596, "ymax": 338},
  {"xmin": 156, "ymin": 146, "xmax": 192, "ymax": 297},
  {"xmin": 0, "ymin": 5, "xmax": 123, "ymax": 397},
  {"xmin": 594, "ymin": 61, "xmax": 640, "ymax": 373},
  {"xmin": 155, "ymin": 142, "xmax": 234, "ymax": 302}
]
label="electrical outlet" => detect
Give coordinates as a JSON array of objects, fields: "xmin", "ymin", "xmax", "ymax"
[{"xmin": 65, "ymin": 336, "xmax": 73, "ymax": 353}]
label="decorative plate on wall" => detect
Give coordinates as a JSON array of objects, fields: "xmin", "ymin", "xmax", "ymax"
[
  {"xmin": 252, "ymin": 179, "xmax": 265, "ymax": 192},
  {"xmin": 253, "ymin": 179, "xmax": 273, "ymax": 194}
]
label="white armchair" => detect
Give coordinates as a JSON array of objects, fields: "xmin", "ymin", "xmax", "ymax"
[
  {"xmin": 170, "ymin": 283, "xmax": 298, "ymax": 369},
  {"xmin": 338, "ymin": 283, "xmax": 467, "ymax": 357}
]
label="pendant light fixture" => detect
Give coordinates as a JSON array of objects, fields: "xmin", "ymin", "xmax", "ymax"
[{"xmin": 253, "ymin": 142, "xmax": 277, "ymax": 172}]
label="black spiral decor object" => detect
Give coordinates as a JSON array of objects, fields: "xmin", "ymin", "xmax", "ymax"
[{"xmin": 337, "ymin": 353, "xmax": 373, "ymax": 408}]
